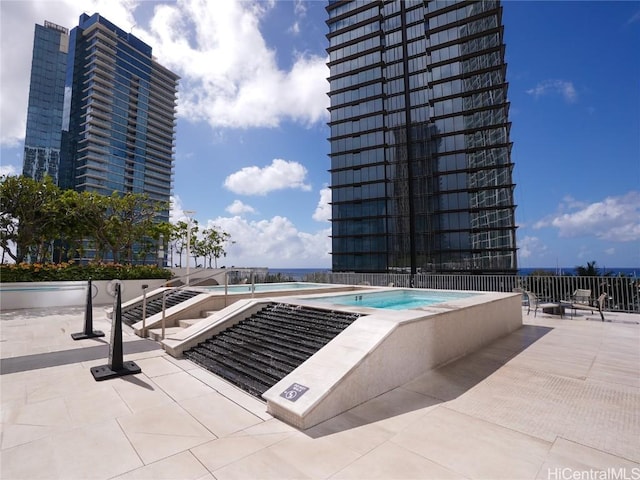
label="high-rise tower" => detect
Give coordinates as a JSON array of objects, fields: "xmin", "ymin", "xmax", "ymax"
[
  {"xmin": 23, "ymin": 13, "xmax": 179, "ymax": 225},
  {"xmin": 59, "ymin": 13, "xmax": 179, "ymax": 222},
  {"xmin": 327, "ymin": 0, "xmax": 517, "ymax": 274},
  {"xmin": 22, "ymin": 21, "xmax": 69, "ymax": 182}
]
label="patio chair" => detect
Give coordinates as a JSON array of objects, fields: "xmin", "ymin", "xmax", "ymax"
[
  {"xmin": 526, "ymin": 290, "xmax": 566, "ymax": 317},
  {"xmin": 525, "ymin": 291, "xmax": 541, "ymax": 317},
  {"xmin": 562, "ymin": 290, "xmax": 606, "ymax": 320}
]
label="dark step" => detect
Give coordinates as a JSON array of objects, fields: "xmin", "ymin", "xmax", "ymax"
[
  {"xmin": 185, "ymin": 302, "xmax": 363, "ymax": 399},
  {"xmin": 233, "ymin": 323, "xmax": 327, "ymax": 351},
  {"xmin": 184, "ymin": 350, "xmax": 270, "ymax": 396},
  {"xmin": 221, "ymin": 331, "xmax": 312, "ymax": 362},
  {"xmin": 247, "ymin": 316, "xmax": 339, "ymax": 341},
  {"xmin": 121, "ymin": 289, "xmax": 201, "ymax": 326},
  {"xmin": 185, "ymin": 347, "xmax": 277, "ymax": 393},
  {"xmin": 200, "ymin": 342, "xmax": 295, "ymax": 377},
  {"xmin": 252, "ymin": 312, "xmax": 349, "ymax": 335},
  {"xmin": 243, "ymin": 318, "xmax": 337, "ymax": 344}
]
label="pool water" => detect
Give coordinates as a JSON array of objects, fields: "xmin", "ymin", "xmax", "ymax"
[
  {"xmin": 310, "ymin": 289, "xmax": 477, "ymax": 310},
  {"xmin": 202, "ymin": 282, "xmax": 329, "ymax": 293}
]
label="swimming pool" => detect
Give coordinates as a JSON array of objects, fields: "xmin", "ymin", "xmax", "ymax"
[
  {"xmin": 308, "ymin": 289, "xmax": 477, "ymax": 310},
  {"xmin": 202, "ymin": 282, "xmax": 331, "ymax": 293}
]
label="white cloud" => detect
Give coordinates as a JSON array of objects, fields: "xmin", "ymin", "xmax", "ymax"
[
  {"xmin": 224, "ymin": 158, "xmax": 311, "ymax": 195},
  {"xmin": 170, "ymin": 195, "xmax": 199, "ymax": 224},
  {"xmin": 313, "ymin": 186, "xmax": 331, "ymax": 222},
  {"xmin": 0, "ymin": 0, "xmax": 329, "ymax": 147},
  {"xmin": 0, "ymin": 164, "xmax": 18, "ymax": 177},
  {"xmin": 170, "ymin": 198, "xmax": 331, "ymax": 268},
  {"xmin": 226, "ymin": 200, "xmax": 256, "ymax": 215},
  {"xmin": 144, "ymin": 0, "xmax": 329, "ymax": 129},
  {"xmin": 209, "ymin": 215, "xmax": 331, "ymax": 268},
  {"xmin": 526, "ymin": 79, "xmax": 578, "ymax": 103},
  {"xmin": 517, "ymin": 235, "xmax": 548, "ymax": 259},
  {"xmin": 534, "ymin": 191, "xmax": 640, "ymax": 242},
  {"xmin": 0, "ymin": 0, "xmax": 137, "ymax": 146}
]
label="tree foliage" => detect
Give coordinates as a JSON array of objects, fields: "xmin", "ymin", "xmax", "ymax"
[
  {"xmin": 195, "ymin": 226, "xmax": 233, "ymax": 268},
  {"xmin": 1, "ymin": 175, "xmax": 167, "ymax": 264},
  {"xmin": 1, "ymin": 175, "xmax": 233, "ymax": 269},
  {"xmin": 0, "ymin": 175, "xmax": 62, "ymax": 263}
]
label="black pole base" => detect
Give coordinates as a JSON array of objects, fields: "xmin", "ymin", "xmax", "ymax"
[
  {"xmin": 71, "ymin": 330, "xmax": 105, "ymax": 340},
  {"xmin": 90, "ymin": 361, "xmax": 141, "ymax": 381}
]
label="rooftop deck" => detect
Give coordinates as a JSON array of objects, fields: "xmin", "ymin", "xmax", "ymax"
[{"xmin": 1, "ymin": 304, "xmax": 638, "ymax": 479}]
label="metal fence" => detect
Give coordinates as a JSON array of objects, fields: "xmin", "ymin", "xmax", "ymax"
[{"xmin": 307, "ymin": 272, "xmax": 640, "ymax": 314}]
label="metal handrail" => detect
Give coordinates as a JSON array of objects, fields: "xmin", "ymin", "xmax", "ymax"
[{"xmin": 322, "ymin": 272, "xmax": 640, "ymax": 314}]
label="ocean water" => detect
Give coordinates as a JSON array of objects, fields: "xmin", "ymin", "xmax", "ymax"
[
  {"xmin": 518, "ymin": 267, "xmax": 639, "ymax": 277},
  {"xmin": 267, "ymin": 267, "xmax": 640, "ymax": 280}
]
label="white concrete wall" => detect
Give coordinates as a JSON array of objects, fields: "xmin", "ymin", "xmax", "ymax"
[
  {"xmin": 0, "ymin": 279, "xmax": 167, "ymax": 310},
  {"xmin": 263, "ymin": 291, "xmax": 523, "ymax": 429}
]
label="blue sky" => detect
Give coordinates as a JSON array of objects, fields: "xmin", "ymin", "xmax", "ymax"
[{"xmin": 1, "ymin": 1, "xmax": 638, "ymax": 270}]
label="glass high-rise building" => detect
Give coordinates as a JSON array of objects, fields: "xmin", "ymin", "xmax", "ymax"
[
  {"xmin": 23, "ymin": 13, "xmax": 179, "ymax": 224},
  {"xmin": 22, "ymin": 21, "xmax": 69, "ymax": 183},
  {"xmin": 327, "ymin": 0, "xmax": 518, "ymax": 274}
]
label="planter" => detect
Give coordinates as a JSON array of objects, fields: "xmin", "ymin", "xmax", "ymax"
[{"xmin": 0, "ymin": 279, "xmax": 167, "ymax": 310}]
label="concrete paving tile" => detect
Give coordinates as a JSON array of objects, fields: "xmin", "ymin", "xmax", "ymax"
[
  {"xmin": 303, "ymin": 409, "xmax": 399, "ymax": 456},
  {"xmin": 1, "ymin": 433, "xmax": 58, "ymax": 479},
  {"xmin": 191, "ymin": 434, "xmax": 289, "ymax": 472},
  {"xmin": 1, "ymin": 419, "xmax": 143, "ymax": 479},
  {"xmin": 536, "ymin": 437, "xmax": 640, "ymax": 479},
  {"xmin": 187, "ymin": 368, "xmax": 272, "ymax": 421},
  {"xmin": 164, "ymin": 355, "xmax": 202, "ymax": 370},
  {"xmin": 345, "ymin": 387, "xmax": 440, "ymax": 429},
  {"xmin": 181, "ymin": 391, "xmax": 264, "ymax": 437},
  {"xmin": 588, "ymin": 362, "xmax": 640, "ymax": 388},
  {"xmin": 110, "ymin": 373, "xmax": 174, "ymax": 413},
  {"xmin": 0, "ymin": 375, "xmax": 27, "ymax": 406},
  {"xmin": 561, "ymin": 381, "xmax": 640, "ymax": 463},
  {"xmin": 331, "ymin": 441, "xmax": 464, "ymax": 479},
  {"xmin": 211, "ymin": 443, "xmax": 312, "ymax": 480},
  {"xmin": 133, "ymin": 356, "xmax": 183, "ymax": 378},
  {"xmin": 403, "ymin": 351, "xmax": 506, "ymax": 402},
  {"xmin": 50, "ymin": 419, "xmax": 144, "ymax": 479},
  {"xmin": 391, "ymin": 406, "xmax": 551, "ymax": 479},
  {"xmin": 64, "ymin": 384, "xmax": 133, "ymax": 425},
  {"xmin": 24, "ymin": 364, "xmax": 97, "ymax": 403},
  {"xmin": 264, "ymin": 429, "xmax": 363, "ymax": 479},
  {"xmin": 446, "ymin": 365, "xmax": 578, "ymax": 442},
  {"xmin": 113, "ymin": 450, "xmax": 210, "ymax": 479},
  {"xmin": 238, "ymin": 417, "xmax": 298, "ymax": 437},
  {"xmin": 151, "ymin": 370, "xmax": 216, "ymax": 401},
  {"xmin": 117, "ymin": 402, "xmax": 215, "ymax": 464},
  {"xmin": 7, "ymin": 395, "xmax": 72, "ymax": 427},
  {"xmin": 507, "ymin": 353, "xmax": 593, "ymax": 380},
  {"xmin": 0, "ymin": 422, "xmax": 63, "ymax": 449}
]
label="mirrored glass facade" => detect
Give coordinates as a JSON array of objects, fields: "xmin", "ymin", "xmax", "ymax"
[
  {"xmin": 58, "ymin": 13, "xmax": 179, "ymax": 223},
  {"xmin": 22, "ymin": 21, "xmax": 69, "ymax": 183},
  {"xmin": 327, "ymin": 0, "xmax": 517, "ymax": 274}
]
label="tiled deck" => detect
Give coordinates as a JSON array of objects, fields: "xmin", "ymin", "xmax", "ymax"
[{"xmin": 1, "ymin": 304, "xmax": 638, "ymax": 479}]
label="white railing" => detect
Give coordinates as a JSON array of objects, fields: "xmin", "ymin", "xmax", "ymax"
[{"xmin": 314, "ymin": 273, "xmax": 639, "ymax": 314}]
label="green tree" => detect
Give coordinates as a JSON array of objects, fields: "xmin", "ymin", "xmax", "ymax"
[
  {"xmin": 196, "ymin": 226, "xmax": 233, "ymax": 268},
  {"xmin": 575, "ymin": 261, "xmax": 612, "ymax": 277},
  {"xmin": 0, "ymin": 175, "xmax": 62, "ymax": 263},
  {"xmin": 92, "ymin": 193, "xmax": 167, "ymax": 263},
  {"xmin": 172, "ymin": 220, "xmax": 199, "ymax": 268},
  {"xmin": 56, "ymin": 190, "xmax": 106, "ymax": 261}
]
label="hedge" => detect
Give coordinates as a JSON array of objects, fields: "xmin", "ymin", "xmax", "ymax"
[{"xmin": 0, "ymin": 262, "xmax": 173, "ymax": 282}]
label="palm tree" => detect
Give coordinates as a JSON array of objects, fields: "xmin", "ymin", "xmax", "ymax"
[{"xmin": 575, "ymin": 261, "xmax": 600, "ymax": 277}]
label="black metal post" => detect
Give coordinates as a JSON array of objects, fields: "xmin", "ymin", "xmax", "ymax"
[
  {"xmin": 90, "ymin": 283, "xmax": 141, "ymax": 381},
  {"xmin": 71, "ymin": 278, "xmax": 105, "ymax": 340}
]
